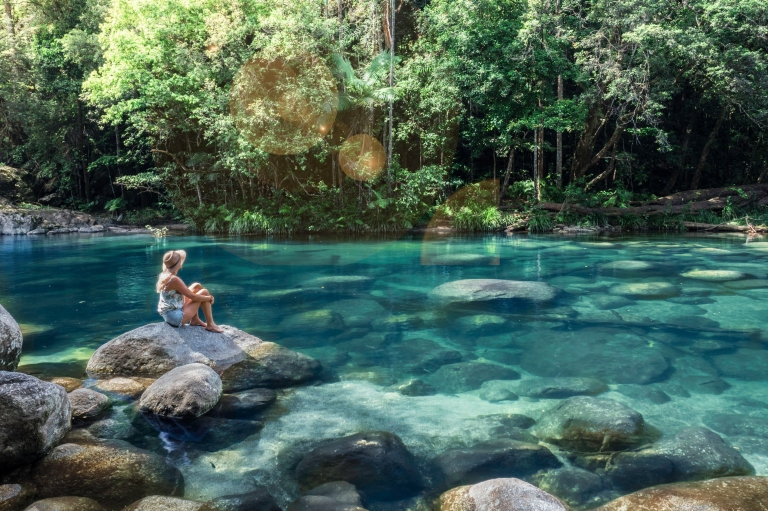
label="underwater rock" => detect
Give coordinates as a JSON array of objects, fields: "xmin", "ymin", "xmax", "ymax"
[
  {"xmin": 280, "ymin": 310, "xmax": 344, "ymax": 333},
  {"xmin": 288, "ymin": 482, "xmax": 367, "ymax": 511},
  {"xmin": 615, "ymin": 384, "xmax": 671, "ymax": 404},
  {"xmin": 479, "ymin": 381, "xmax": 518, "ymax": 402},
  {"xmin": 485, "ymin": 413, "xmax": 536, "ymax": 430},
  {"xmin": 438, "ymin": 478, "xmax": 571, "ymax": 511},
  {"xmin": 704, "ymin": 413, "xmax": 768, "ymax": 438},
  {"xmin": 218, "ymin": 341, "xmax": 322, "ymax": 392},
  {"xmin": 92, "ymin": 377, "xmax": 154, "ymax": 399},
  {"xmin": 390, "ymin": 338, "xmax": 463, "ymax": 374},
  {"xmin": 477, "ymin": 348, "xmax": 523, "ymax": 366},
  {"xmin": 723, "ymin": 279, "xmax": 768, "ymax": 290},
  {"xmin": 585, "ymin": 294, "xmax": 633, "ymax": 310},
  {"xmin": 389, "ymin": 379, "xmax": 437, "ymax": 397},
  {"xmin": 532, "ymin": 397, "xmax": 645, "ymax": 452},
  {"xmin": 0, "ymin": 372, "xmax": 71, "ymax": 470},
  {"xmin": 122, "ymin": 496, "xmax": 204, "ymax": 511},
  {"xmin": 513, "ymin": 377, "xmax": 608, "ymax": 399},
  {"xmin": 429, "ymin": 362, "xmax": 520, "ymax": 393},
  {"xmin": 600, "ymin": 260, "xmax": 654, "ymax": 272},
  {"xmin": 677, "ymin": 375, "xmax": 730, "ymax": 395},
  {"xmin": 304, "ymin": 276, "xmax": 374, "ymax": 291},
  {"xmin": 85, "ymin": 417, "xmax": 139, "ymax": 440},
  {"xmin": 532, "ymin": 467, "xmax": 604, "ymax": 508},
  {"xmin": 454, "ymin": 315, "xmax": 507, "ymax": 335},
  {"xmin": 429, "ymin": 279, "xmax": 559, "ymax": 304},
  {"xmin": 212, "ymin": 388, "xmax": 276, "ymax": 418},
  {"xmin": 0, "ymin": 304, "xmax": 22, "ymax": 371},
  {"xmin": 326, "ymin": 299, "xmax": 385, "ymax": 328},
  {"xmin": 295, "ymin": 431, "xmax": 422, "ymax": 500},
  {"xmin": 680, "ymin": 269, "xmax": 748, "ymax": 281},
  {"xmin": 520, "ymin": 330, "xmax": 668, "ymax": 384},
  {"xmin": 31, "ymin": 438, "xmax": 184, "ymax": 508},
  {"xmin": 594, "ymin": 476, "xmax": 768, "ymax": 511},
  {"xmin": 200, "ymin": 489, "xmax": 282, "ymax": 511},
  {"xmin": 434, "ymin": 439, "xmax": 562, "ymax": 486},
  {"xmin": 22, "ymin": 497, "xmax": 105, "ymax": 511},
  {"xmin": 49, "ymin": 377, "xmax": 81, "ymax": 393},
  {"xmin": 604, "ymin": 427, "xmax": 753, "ymax": 492},
  {"xmin": 712, "ymin": 349, "xmax": 768, "ymax": 380},
  {"xmin": 0, "ymin": 483, "xmax": 35, "ymax": 511},
  {"xmin": 139, "ymin": 363, "xmax": 222, "ymax": 419},
  {"xmin": 68, "ymin": 389, "xmax": 109, "ymax": 421},
  {"xmin": 609, "ymin": 282, "xmax": 679, "ymax": 299}
]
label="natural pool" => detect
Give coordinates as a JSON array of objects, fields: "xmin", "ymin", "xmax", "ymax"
[{"xmin": 2, "ymin": 231, "xmax": 768, "ymax": 509}]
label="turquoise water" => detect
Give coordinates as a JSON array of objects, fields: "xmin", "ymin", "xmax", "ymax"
[{"xmin": 3, "ymin": 232, "xmax": 768, "ymax": 507}]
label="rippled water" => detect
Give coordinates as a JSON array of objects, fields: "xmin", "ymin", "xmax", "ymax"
[{"xmin": 2, "ymin": 232, "xmax": 768, "ymax": 508}]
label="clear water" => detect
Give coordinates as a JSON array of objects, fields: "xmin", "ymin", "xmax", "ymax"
[{"xmin": 2, "ymin": 232, "xmax": 768, "ymax": 507}]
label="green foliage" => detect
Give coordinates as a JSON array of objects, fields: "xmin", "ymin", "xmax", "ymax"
[{"xmin": 529, "ymin": 211, "xmax": 554, "ymax": 233}]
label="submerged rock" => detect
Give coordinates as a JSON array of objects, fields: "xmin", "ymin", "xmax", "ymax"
[
  {"xmin": 434, "ymin": 439, "xmax": 562, "ymax": 486},
  {"xmin": 139, "ymin": 363, "xmax": 222, "ymax": 419},
  {"xmin": 49, "ymin": 377, "xmax": 81, "ymax": 393},
  {"xmin": 68, "ymin": 388, "xmax": 110, "ymax": 421},
  {"xmin": 479, "ymin": 381, "xmax": 519, "ymax": 402},
  {"xmin": 454, "ymin": 315, "xmax": 507, "ymax": 334},
  {"xmin": 0, "ymin": 304, "xmax": 22, "ymax": 371},
  {"xmin": 681, "ymin": 269, "xmax": 748, "ymax": 281},
  {"xmin": 704, "ymin": 413, "xmax": 768, "ymax": 438},
  {"xmin": 0, "ymin": 371, "xmax": 71, "ymax": 470},
  {"xmin": 213, "ymin": 388, "xmax": 277, "ymax": 418},
  {"xmin": 389, "ymin": 379, "xmax": 437, "ymax": 397},
  {"xmin": 326, "ymin": 299, "xmax": 386, "ymax": 328},
  {"xmin": 23, "ymin": 497, "xmax": 105, "ymax": 511},
  {"xmin": 609, "ymin": 282, "xmax": 679, "ymax": 299},
  {"xmin": 600, "ymin": 260, "xmax": 654, "ymax": 272},
  {"xmin": 604, "ymin": 427, "xmax": 753, "ymax": 491},
  {"xmin": 438, "ymin": 478, "xmax": 571, "ymax": 511},
  {"xmin": 594, "ymin": 476, "xmax": 768, "ymax": 511},
  {"xmin": 122, "ymin": 496, "xmax": 204, "ymax": 511},
  {"xmin": 280, "ymin": 310, "xmax": 344, "ymax": 333},
  {"xmin": 712, "ymin": 349, "xmax": 768, "ymax": 380},
  {"xmin": 86, "ymin": 323, "xmax": 321, "ymax": 391},
  {"xmin": 201, "ymin": 489, "xmax": 281, "ymax": 511},
  {"xmin": 615, "ymin": 384, "xmax": 671, "ymax": 404},
  {"xmin": 295, "ymin": 431, "xmax": 422, "ymax": 500},
  {"xmin": 429, "ymin": 362, "xmax": 519, "ymax": 393},
  {"xmin": 288, "ymin": 482, "xmax": 367, "ymax": 511},
  {"xmin": 532, "ymin": 397, "xmax": 645, "ymax": 452},
  {"xmin": 92, "ymin": 377, "xmax": 154, "ymax": 399},
  {"xmin": 533, "ymin": 467, "xmax": 604, "ymax": 508},
  {"xmin": 429, "ymin": 279, "xmax": 559, "ymax": 304},
  {"xmin": 0, "ymin": 483, "xmax": 35, "ymax": 511},
  {"xmin": 513, "ymin": 377, "xmax": 608, "ymax": 399},
  {"xmin": 31, "ymin": 438, "xmax": 184, "ymax": 508}
]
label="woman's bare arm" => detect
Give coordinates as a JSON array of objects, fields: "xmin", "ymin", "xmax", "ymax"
[{"xmin": 167, "ymin": 277, "xmax": 213, "ymax": 302}]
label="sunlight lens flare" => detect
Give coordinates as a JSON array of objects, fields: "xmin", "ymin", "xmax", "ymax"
[
  {"xmin": 230, "ymin": 55, "xmax": 338, "ymax": 155},
  {"xmin": 338, "ymin": 134, "xmax": 386, "ymax": 181}
]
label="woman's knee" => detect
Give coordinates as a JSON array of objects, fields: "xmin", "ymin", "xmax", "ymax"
[
  {"xmin": 189, "ymin": 282, "xmax": 203, "ymax": 293},
  {"xmin": 196, "ymin": 288, "xmax": 211, "ymax": 296}
]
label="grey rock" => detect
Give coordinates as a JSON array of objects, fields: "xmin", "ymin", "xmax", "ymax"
[
  {"xmin": 49, "ymin": 377, "xmax": 81, "ymax": 393},
  {"xmin": 434, "ymin": 439, "xmax": 561, "ymax": 486},
  {"xmin": 532, "ymin": 396, "xmax": 645, "ymax": 452},
  {"xmin": 86, "ymin": 418, "xmax": 139, "ymax": 440},
  {"xmin": 287, "ymin": 482, "xmax": 367, "ymax": 511},
  {"xmin": 295, "ymin": 431, "xmax": 422, "ymax": 500},
  {"xmin": 704, "ymin": 413, "xmax": 768, "ymax": 438},
  {"xmin": 616, "ymin": 384, "xmax": 671, "ymax": 404},
  {"xmin": 0, "ymin": 372, "xmax": 71, "ymax": 470},
  {"xmin": 122, "ymin": 496, "xmax": 204, "ymax": 511},
  {"xmin": 327, "ymin": 299, "xmax": 386, "ymax": 328},
  {"xmin": 429, "ymin": 279, "xmax": 559, "ymax": 304},
  {"xmin": 609, "ymin": 282, "xmax": 680, "ymax": 298},
  {"xmin": 213, "ymin": 388, "xmax": 276, "ymax": 418},
  {"xmin": 31, "ymin": 438, "xmax": 184, "ymax": 508},
  {"xmin": 390, "ymin": 379, "xmax": 436, "ymax": 397},
  {"xmin": 280, "ymin": 310, "xmax": 344, "ymax": 333},
  {"xmin": 429, "ymin": 362, "xmax": 520, "ymax": 393},
  {"xmin": 438, "ymin": 478, "xmax": 570, "ymax": 511},
  {"xmin": 533, "ymin": 467, "xmax": 604, "ymax": 507},
  {"xmin": 200, "ymin": 489, "xmax": 282, "ymax": 511},
  {"xmin": 513, "ymin": 377, "xmax": 608, "ymax": 399},
  {"xmin": 479, "ymin": 382, "xmax": 519, "ymax": 403},
  {"xmin": 600, "ymin": 260, "xmax": 654, "ymax": 272},
  {"xmin": 68, "ymin": 389, "xmax": 109, "ymax": 421},
  {"xmin": 588, "ymin": 294, "xmax": 634, "ymax": 310},
  {"xmin": 484, "ymin": 413, "xmax": 536, "ymax": 430},
  {"xmin": 605, "ymin": 427, "xmax": 754, "ymax": 491},
  {"xmin": 712, "ymin": 349, "xmax": 768, "ymax": 380},
  {"xmin": 678, "ymin": 375, "xmax": 731, "ymax": 395},
  {"xmin": 0, "ymin": 304, "xmax": 22, "ymax": 371},
  {"xmin": 139, "ymin": 363, "xmax": 222, "ymax": 418},
  {"xmin": 218, "ymin": 341, "xmax": 322, "ymax": 392},
  {"xmin": 23, "ymin": 497, "xmax": 104, "ymax": 511},
  {"xmin": 0, "ymin": 483, "xmax": 35, "ymax": 511},
  {"xmin": 0, "ymin": 207, "xmax": 96, "ymax": 235},
  {"xmin": 478, "ymin": 349, "xmax": 523, "ymax": 366}
]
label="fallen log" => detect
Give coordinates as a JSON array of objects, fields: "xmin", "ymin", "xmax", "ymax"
[{"xmin": 682, "ymin": 222, "xmax": 768, "ymax": 233}]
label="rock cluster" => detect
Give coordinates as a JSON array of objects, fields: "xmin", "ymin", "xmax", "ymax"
[{"xmin": 0, "ymin": 303, "xmax": 22, "ymax": 371}]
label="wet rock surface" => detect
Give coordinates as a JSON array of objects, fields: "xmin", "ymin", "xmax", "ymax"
[
  {"xmin": 532, "ymin": 396, "xmax": 645, "ymax": 452},
  {"xmin": 68, "ymin": 389, "xmax": 109, "ymax": 421},
  {"xmin": 438, "ymin": 478, "xmax": 571, "ymax": 511},
  {"xmin": 200, "ymin": 489, "xmax": 282, "ymax": 511},
  {"xmin": 0, "ymin": 483, "xmax": 35, "ymax": 511},
  {"xmin": 429, "ymin": 279, "xmax": 559, "ymax": 304},
  {"xmin": 287, "ymin": 482, "xmax": 366, "ymax": 511},
  {"xmin": 512, "ymin": 377, "xmax": 608, "ymax": 399},
  {"xmin": 0, "ymin": 304, "xmax": 22, "ymax": 372},
  {"xmin": 22, "ymin": 497, "xmax": 105, "ymax": 511},
  {"xmin": 532, "ymin": 467, "xmax": 604, "ymax": 508},
  {"xmin": 434, "ymin": 439, "xmax": 562, "ymax": 486},
  {"xmin": 0, "ymin": 372, "xmax": 71, "ymax": 470},
  {"xmin": 429, "ymin": 362, "xmax": 519, "ymax": 393},
  {"xmin": 49, "ymin": 378, "xmax": 81, "ymax": 393},
  {"xmin": 139, "ymin": 363, "xmax": 222, "ymax": 418},
  {"xmin": 295, "ymin": 431, "xmax": 422, "ymax": 500},
  {"xmin": 122, "ymin": 496, "xmax": 204, "ymax": 511},
  {"xmin": 91, "ymin": 377, "xmax": 154, "ymax": 399},
  {"xmin": 212, "ymin": 388, "xmax": 276, "ymax": 418},
  {"xmin": 218, "ymin": 341, "xmax": 322, "ymax": 392},
  {"xmin": 389, "ymin": 379, "xmax": 436, "ymax": 396}
]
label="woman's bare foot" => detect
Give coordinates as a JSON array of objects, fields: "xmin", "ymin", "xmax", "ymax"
[
  {"xmin": 206, "ymin": 323, "xmax": 224, "ymax": 333},
  {"xmin": 190, "ymin": 318, "xmax": 207, "ymax": 327}
]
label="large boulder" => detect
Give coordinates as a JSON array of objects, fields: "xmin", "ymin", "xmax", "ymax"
[
  {"xmin": 68, "ymin": 389, "xmax": 109, "ymax": 421},
  {"xmin": 287, "ymin": 482, "xmax": 367, "ymax": 511},
  {"xmin": 439, "ymin": 478, "xmax": 571, "ymax": 511},
  {"xmin": 122, "ymin": 496, "xmax": 204, "ymax": 511},
  {"xmin": 429, "ymin": 279, "xmax": 559, "ymax": 304},
  {"xmin": 295, "ymin": 431, "xmax": 422, "ymax": 500},
  {"xmin": 22, "ymin": 497, "xmax": 105, "ymax": 511},
  {"xmin": 605, "ymin": 427, "xmax": 753, "ymax": 491},
  {"xmin": 0, "ymin": 372, "xmax": 71, "ymax": 470},
  {"xmin": 0, "ymin": 483, "xmax": 35, "ymax": 511},
  {"xmin": 429, "ymin": 362, "xmax": 519, "ymax": 393},
  {"xmin": 200, "ymin": 489, "xmax": 281, "ymax": 511},
  {"xmin": 520, "ymin": 329, "xmax": 668, "ymax": 384},
  {"xmin": 712, "ymin": 349, "xmax": 768, "ymax": 380},
  {"xmin": 0, "ymin": 304, "xmax": 22, "ymax": 371},
  {"xmin": 139, "ymin": 363, "xmax": 222, "ymax": 418},
  {"xmin": 594, "ymin": 476, "xmax": 768, "ymax": 511},
  {"xmin": 85, "ymin": 324, "xmax": 321, "ymax": 391},
  {"xmin": 434, "ymin": 439, "xmax": 562, "ymax": 486},
  {"xmin": 532, "ymin": 397, "xmax": 645, "ymax": 452},
  {"xmin": 31, "ymin": 437, "xmax": 183, "ymax": 508}
]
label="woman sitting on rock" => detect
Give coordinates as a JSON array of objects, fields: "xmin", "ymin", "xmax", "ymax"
[{"xmin": 156, "ymin": 250, "xmax": 223, "ymax": 332}]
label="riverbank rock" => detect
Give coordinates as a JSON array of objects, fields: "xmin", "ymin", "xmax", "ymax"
[
  {"xmin": 86, "ymin": 324, "xmax": 321, "ymax": 391},
  {"xmin": 295, "ymin": 431, "xmax": 422, "ymax": 500},
  {"xmin": 139, "ymin": 364, "xmax": 222, "ymax": 419},
  {"xmin": 0, "ymin": 483, "xmax": 35, "ymax": 510},
  {"xmin": 604, "ymin": 427, "xmax": 753, "ymax": 491},
  {"xmin": 50, "ymin": 377, "xmax": 81, "ymax": 393},
  {"xmin": 0, "ymin": 304, "xmax": 22, "ymax": 371},
  {"xmin": 434, "ymin": 439, "xmax": 562, "ymax": 486},
  {"xmin": 429, "ymin": 362, "xmax": 519, "ymax": 393},
  {"xmin": 0, "ymin": 372, "xmax": 71, "ymax": 470},
  {"xmin": 532, "ymin": 397, "xmax": 645, "ymax": 452},
  {"xmin": 439, "ymin": 478, "xmax": 571, "ymax": 511},
  {"xmin": 0, "ymin": 208, "xmax": 100, "ymax": 235},
  {"xmin": 23, "ymin": 497, "xmax": 105, "ymax": 511},
  {"xmin": 31, "ymin": 437, "xmax": 183, "ymax": 508},
  {"xmin": 122, "ymin": 496, "xmax": 204, "ymax": 511},
  {"xmin": 512, "ymin": 377, "xmax": 608, "ymax": 399},
  {"xmin": 429, "ymin": 279, "xmax": 558, "ymax": 304},
  {"xmin": 200, "ymin": 489, "xmax": 281, "ymax": 511},
  {"xmin": 287, "ymin": 482, "xmax": 366, "ymax": 511},
  {"xmin": 68, "ymin": 389, "xmax": 109, "ymax": 421},
  {"xmin": 92, "ymin": 377, "xmax": 154, "ymax": 399},
  {"xmin": 594, "ymin": 476, "xmax": 768, "ymax": 511}
]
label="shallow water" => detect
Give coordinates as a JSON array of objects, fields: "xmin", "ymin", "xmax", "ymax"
[{"xmin": 3, "ymin": 231, "xmax": 768, "ymax": 507}]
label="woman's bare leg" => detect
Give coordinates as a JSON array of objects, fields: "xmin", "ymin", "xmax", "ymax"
[
  {"xmin": 184, "ymin": 288, "xmax": 222, "ymax": 332},
  {"xmin": 186, "ymin": 284, "xmax": 206, "ymax": 326}
]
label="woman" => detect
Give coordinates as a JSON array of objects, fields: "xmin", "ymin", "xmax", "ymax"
[{"xmin": 156, "ymin": 250, "xmax": 223, "ymax": 333}]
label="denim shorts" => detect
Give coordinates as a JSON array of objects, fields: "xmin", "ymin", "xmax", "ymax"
[{"xmin": 161, "ymin": 309, "xmax": 184, "ymax": 327}]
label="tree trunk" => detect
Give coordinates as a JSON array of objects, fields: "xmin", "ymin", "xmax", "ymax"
[
  {"xmin": 569, "ymin": 103, "xmax": 604, "ymax": 180},
  {"xmin": 533, "ymin": 130, "xmax": 540, "ymax": 202},
  {"xmin": 690, "ymin": 106, "xmax": 727, "ymax": 190},
  {"xmin": 500, "ymin": 149, "xmax": 514, "ymax": 199},
  {"xmin": 576, "ymin": 119, "xmax": 626, "ymax": 180},
  {"xmin": 584, "ymin": 142, "xmax": 617, "ymax": 191},
  {"xmin": 661, "ymin": 113, "xmax": 695, "ymax": 195},
  {"xmin": 556, "ymin": 74, "xmax": 563, "ymax": 189}
]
